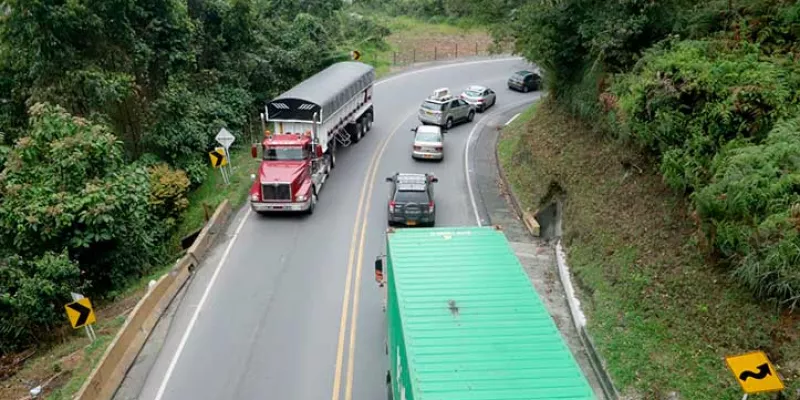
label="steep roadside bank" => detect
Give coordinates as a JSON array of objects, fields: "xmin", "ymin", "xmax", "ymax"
[{"xmin": 497, "ymin": 99, "xmax": 800, "ymax": 399}]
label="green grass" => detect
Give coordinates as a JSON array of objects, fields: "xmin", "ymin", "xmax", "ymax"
[
  {"xmin": 44, "ymin": 316, "xmax": 126, "ymax": 400},
  {"xmin": 497, "ymin": 100, "xmax": 800, "ymax": 399},
  {"xmin": 170, "ymin": 144, "xmax": 259, "ymax": 252},
  {"xmin": 354, "ymin": 14, "xmax": 494, "ymax": 78}
]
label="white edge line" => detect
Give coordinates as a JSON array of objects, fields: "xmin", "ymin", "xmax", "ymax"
[
  {"xmin": 151, "ymin": 57, "xmax": 529, "ymax": 400},
  {"xmin": 505, "ymin": 113, "xmax": 520, "ymax": 126},
  {"xmin": 464, "ymin": 99, "xmax": 536, "ymax": 227},
  {"xmin": 153, "ymin": 208, "xmax": 252, "ymax": 400}
]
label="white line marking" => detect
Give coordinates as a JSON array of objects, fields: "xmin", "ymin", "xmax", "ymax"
[
  {"xmin": 505, "ymin": 113, "xmax": 521, "ymax": 126},
  {"xmin": 153, "ymin": 208, "xmax": 252, "ymax": 400},
  {"xmin": 374, "ymin": 57, "xmax": 524, "ymax": 87},
  {"xmin": 465, "ymin": 100, "xmax": 538, "ymax": 227}
]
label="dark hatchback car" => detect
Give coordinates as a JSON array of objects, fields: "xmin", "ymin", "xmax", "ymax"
[
  {"xmin": 508, "ymin": 70, "xmax": 541, "ymax": 93},
  {"xmin": 385, "ymin": 172, "xmax": 438, "ymax": 227}
]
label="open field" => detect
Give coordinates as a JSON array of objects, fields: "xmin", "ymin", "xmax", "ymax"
[
  {"xmin": 497, "ymin": 100, "xmax": 800, "ymax": 399},
  {"xmin": 359, "ymin": 15, "xmax": 498, "ymax": 77}
]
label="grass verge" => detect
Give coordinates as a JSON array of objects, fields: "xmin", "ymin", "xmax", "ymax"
[
  {"xmin": 357, "ymin": 15, "xmax": 496, "ymax": 78},
  {"xmin": 497, "ymin": 99, "xmax": 800, "ymax": 399},
  {"xmin": 0, "ymin": 144, "xmax": 259, "ymax": 399}
]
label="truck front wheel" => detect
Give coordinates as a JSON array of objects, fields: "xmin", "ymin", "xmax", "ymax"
[
  {"xmin": 366, "ymin": 111, "xmax": 374, "ymax": 131},
  {"xmin": 306, "ymin": 189, "xmax": 317, "ymax": 215}
]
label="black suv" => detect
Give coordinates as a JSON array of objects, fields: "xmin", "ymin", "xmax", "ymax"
[
  {"xmin": 385, "ymin": 172, "xmax": 438, "ymax": 227},
  {"xmin": 508, "ymin": 70, "xmax": 542, "ymax": 93}
]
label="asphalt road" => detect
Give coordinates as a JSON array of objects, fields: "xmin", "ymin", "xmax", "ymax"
[{"xmin": 134, "ymin": 56, "xmax": 540, "ymax": 400}]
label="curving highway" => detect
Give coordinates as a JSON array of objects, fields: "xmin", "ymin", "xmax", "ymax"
[{"xmin": 133, "ymin": 57, "xmax": 540, "ymax": 400}]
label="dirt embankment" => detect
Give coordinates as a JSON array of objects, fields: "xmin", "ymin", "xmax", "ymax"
[{"xmin": 497, "ymin": 99, "xmax": 800, "ymax": 399}]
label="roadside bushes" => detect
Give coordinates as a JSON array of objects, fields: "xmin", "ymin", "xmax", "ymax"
[
  {"xmin": 609, "ymin": 40, "xmax": 800, "ymax": 192},
  {"xmin": 0, "ymin": 251, "xmax": 83, "ymax": 352},
  {"xmin": 0, "ymin": 104, "xmax": 190, "ymax": 352},
  {"xmin": 604, "ymin": 40, "xmax": 800, "ymax": 306},
  {"xmin": 693, "ymin": 117, "xmax": 800, "ymax": 307}
]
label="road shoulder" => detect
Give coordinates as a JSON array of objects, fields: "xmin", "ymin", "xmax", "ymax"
[{"xmin": 470, "ymin": 102, "xmax": 611, "ymax": 399}]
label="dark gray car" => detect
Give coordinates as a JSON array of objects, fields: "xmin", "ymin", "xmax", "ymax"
[
  {"xmin": 385, "ymin": 172, "xmax": 438, "ymax": 227},
  {"xmin": 508, "ymin": 70, "xmax": 542, "ymax": 93}
]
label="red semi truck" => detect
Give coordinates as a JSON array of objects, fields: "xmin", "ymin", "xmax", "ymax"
[{"xmin": 248, "ymin": 61, "xmax": 375, "ymax": 214}]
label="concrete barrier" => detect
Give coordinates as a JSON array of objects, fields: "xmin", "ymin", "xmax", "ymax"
[
  {"xmin": 187, "ymin": 200, "xmax": 232, "ymax": 264},
  {"xmin": 74, "ymin": 200, "xmax": 234, "ymax": 400}
]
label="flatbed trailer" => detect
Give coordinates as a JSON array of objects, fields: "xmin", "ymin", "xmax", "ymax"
[{"xmin": 374, "ymin": 226, "xmax": 596, "ymax": 400}]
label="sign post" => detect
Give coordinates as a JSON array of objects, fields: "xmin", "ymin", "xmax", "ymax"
[
  {"xmin": 66, "ymin": 292, "xmax": 97, "ymax": 342},
  {"xmin": 725, "ymin": 350, "xmax": 784, "ymax": 399},
  {"xmin": 208, "ymin": 147, "xmax": 230, "ymax": 185},
  {"xmin": 215, "ymin": 127, "xmax": 236, "ymax": 173}
]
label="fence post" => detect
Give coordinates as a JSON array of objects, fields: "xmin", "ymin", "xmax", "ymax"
[
  {"xmin": 393, "ymin": 52, "xmax": 396, "ymax": 65},
  {"xmin": 413, "ymin": 48, "xmax": 416, "ymax": 63},
  {"xmin": 434, "ymin": 46, "xmax": 437, "ymax": 61},
  {"xmin": 475, "ymin": 42, "xmax": 478, "ymax": 56},
  {"xmin": 455, "ymin": 43, "xmax": 458, "ymax": 58}
]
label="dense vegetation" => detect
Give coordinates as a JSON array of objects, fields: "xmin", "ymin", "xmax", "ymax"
[
  {"xmin": 0, "ymin": 0, "xmax": 390, "ymax": 353},
  {"xmin": 501, "ymin": 0, "xmax": 800, "ymax": 308}
]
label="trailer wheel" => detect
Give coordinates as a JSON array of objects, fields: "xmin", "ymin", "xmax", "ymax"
[
  {"xmin": 352, "ymin": 122, "xmax": 363, "ymax": 143},
  {"xmin": 361, "ymin": 119, "xmax": 368, "ymax": 137},
  {"xmin": 366, "ymin": 111, "xmax": 374, "ymax": 131}
]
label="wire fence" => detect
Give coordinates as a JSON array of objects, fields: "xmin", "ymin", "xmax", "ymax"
[{"xmin": 362, "ymin": 41, "xmax": 514, "ymax": 67}]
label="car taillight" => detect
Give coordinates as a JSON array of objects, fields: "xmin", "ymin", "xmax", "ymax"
[
  {"xmin": 413, "ymin": 145, "xmax": 422, "ymax": 151},
  {"xmin": 389, "ymin": 201, "xmax": 396, "ymax": 213},
  {"xmin": 428, "ymin": 201, "xmax": 435, "ymax": 213},
  {"xmin": 477, "ymin": 99, "xmax": 484, "ymax": 103},
  {"xmin": 434, "ymin": 145, "xmax": 442, "ymax": 150}
]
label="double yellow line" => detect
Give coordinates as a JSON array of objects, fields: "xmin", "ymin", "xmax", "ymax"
[{"xmin": 330, "ymin": 111, "xmax": 412, "ymax": 400}]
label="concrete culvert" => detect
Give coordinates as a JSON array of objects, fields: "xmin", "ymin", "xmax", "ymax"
[{"xmin": 535, "ymin": 181, "xmax": 566, "ymax": 241}]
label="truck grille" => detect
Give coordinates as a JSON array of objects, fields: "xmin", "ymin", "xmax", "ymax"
[{"xmin": 261, "ymin": 183, "xmax": 291, "ymax": 201}]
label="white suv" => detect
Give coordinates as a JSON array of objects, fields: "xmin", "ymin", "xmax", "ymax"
[{"xmin": 417, "ymin": 88, "xmax": 476, "ymax": 129}]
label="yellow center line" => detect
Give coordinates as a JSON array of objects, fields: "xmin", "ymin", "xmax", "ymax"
[
  {"xmin": 343, "ymin": 108, "xmax": 417, "ymax": 400},
  {"xmin": 330, "ymin": 133, "xmax": 383, "ymax": 400}
]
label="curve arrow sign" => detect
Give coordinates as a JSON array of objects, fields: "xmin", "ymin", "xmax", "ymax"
[
  {"xmin": 65, "ymin": 298, "xmax": 96, "ymax": 329},
  {"xmin": 739, "ymin": 363, "xmax": 771, "ymax": 381}
]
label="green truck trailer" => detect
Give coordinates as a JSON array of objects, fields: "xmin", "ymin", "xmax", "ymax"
[{"xmin": 373, "ymin": 225, "xmax": 596, "ymax": 400}]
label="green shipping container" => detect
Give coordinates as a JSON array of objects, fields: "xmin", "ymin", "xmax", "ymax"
[{"xmin": 382, "ymin": 226, "xmax": 596, "ymax": 400}]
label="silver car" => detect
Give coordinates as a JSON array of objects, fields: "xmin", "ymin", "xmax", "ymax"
[
  {"xmin": 460, "ymin": 85, "xmax": 497, "ymax": 113},
  {"xmin": 418, "ymin": 87, "xmax": 476, "ymax": 129},
  {"xmin": 411, "ymin": 125, "xmax": 444, "ymax": 161}
]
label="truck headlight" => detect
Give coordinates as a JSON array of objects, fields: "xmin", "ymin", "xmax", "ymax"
[
  {"xmin": 250, "ymin": 193, "xmax": 259, "ymax": 202},
  {"xmin": 296, "ymin": 194, "xmax": 307, "ymax": 202}
]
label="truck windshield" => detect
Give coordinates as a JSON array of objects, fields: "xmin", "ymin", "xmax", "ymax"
[{"xmin": 264, "ymin": 146, "xmax": 307, "ymax": 161}]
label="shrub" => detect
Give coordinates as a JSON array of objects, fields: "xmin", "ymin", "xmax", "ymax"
[
  {"xmin": 610, "ymin": 39, "xmax": 800, "ymax": 192},
  {"xmin": 0, "ymin": 250, "xmax": 83, "ymax": 353},
  {"xmin": 693, "ymin": 116, "xmax": 800, "ymax": 307},
  {"xmin": 147, "ymin": 163, "xmax": 190, "ymax": 232},
  {"xmin": 0, "ymin": 103, "xmax": 158, "ymax": 293}
]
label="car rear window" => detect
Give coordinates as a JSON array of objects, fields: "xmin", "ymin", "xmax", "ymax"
[
  {"xmin": 415, "ymin": 131, "xmax": 441, "ymax": 142},
  {"xmin": 394, "ymin": 190, "xmax": 429, "ymax": 203},
  {"xmin": 421, "ymin": 101, "xmax": 444, "ymax": 111},
  {"xmin": 515, "ymin": 70, "xmax": 532, "ymax": 76},
  {"xmin": 464, "ymin": 90, "xmax": 482, "ymax": 97}
]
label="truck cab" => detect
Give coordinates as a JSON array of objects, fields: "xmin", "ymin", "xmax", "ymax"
[{"xmin": 248, "ymin": 132, "xmax": 327, "ymax": 214}]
